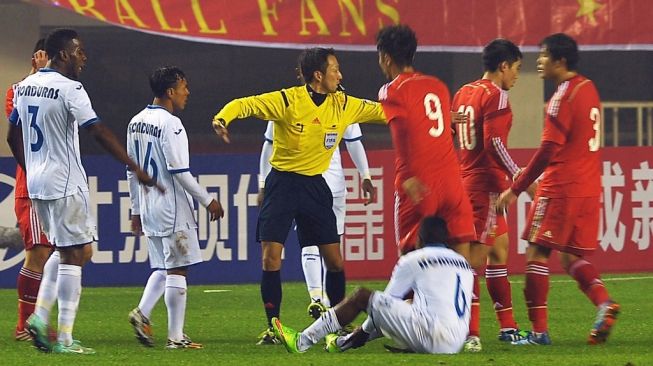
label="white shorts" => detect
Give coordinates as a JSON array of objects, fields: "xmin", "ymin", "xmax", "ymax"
[
  {"xmin": 32, "ymin": 191, "xmax": 97, "ymax": 247},
  {"xmin": 367, "ymin": 291, "xmax": 465, "ymax": 354},
  {"xmin": 333, "ymin": 194, "xmax": 345, "ymax": 235},
  {"xmin": 147, "ymin": 228, "xmax": 202, "ymax": 270}
]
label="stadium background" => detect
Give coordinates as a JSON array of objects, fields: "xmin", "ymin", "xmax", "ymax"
[{"xmin": 0, "ymin": 0, "xmax": 652, "ymax": 287}]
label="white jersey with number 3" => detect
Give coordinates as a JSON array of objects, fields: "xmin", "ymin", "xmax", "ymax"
[
  {"xmin": 127, "ymin": 105, "xmax": 196, "ymax": 236},
  {"xmin": 8, "ymin": 69, "xmax": 98, "ymax": 200}
]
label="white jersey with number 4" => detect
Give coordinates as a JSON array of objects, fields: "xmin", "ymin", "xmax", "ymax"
[
  {"xmin": 127, "ymin": 105, "xmax": 196, "ymax": 236},
  {"xmin": 8, "ymin": 68, "xmax": 98, "ymax": 200}
]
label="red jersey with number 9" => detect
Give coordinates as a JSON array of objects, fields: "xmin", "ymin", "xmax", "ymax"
[
  {"xmin": 378, "ymin": 72, "xmax": 458, "ymax": 189},
  {"xmin": 540, "ymin": 75, "xmax": 602, "ymax": 198}
]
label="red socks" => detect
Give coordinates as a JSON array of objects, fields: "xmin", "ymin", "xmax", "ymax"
[
  {"xmin": 524, "ymin": 261, "xmax": 549, "ymax": 333},
  {"xmin": 567, "ymin": 259, "xmax": 610, "ymax": 306},
  {"xmin": 486, "ymin": 264, "xmax": 518, "ymax": 330},
  {"xmin": 16, "ymin": 267, "xmax": 42, "ymax": 330}
]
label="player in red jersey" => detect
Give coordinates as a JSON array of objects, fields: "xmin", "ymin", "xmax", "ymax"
[
  {"xmin": 497, "ymin": 33, "xmax": 619, "ymax": 346},
  {"xmin": 5, "ymin": 39, "xmax": 53, "ymax": 341},
  {"xmin": 376, "ymin": 25, "xmax": 475, "ymax": 259},
  {"xmin": 452, "ymin": 39, "xmax": 531, "ymax": 351}
]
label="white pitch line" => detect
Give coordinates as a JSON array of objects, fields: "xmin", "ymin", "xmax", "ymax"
[
  {"xmin": 508, "ymin": 275, "xmax": 653, "ymax": 284},
  {"xmin": 203, "ymin": 289, "xmax": 233, "ymax": 293}
]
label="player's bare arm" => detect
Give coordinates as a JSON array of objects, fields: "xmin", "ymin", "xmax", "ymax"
[
  {"xmin": 6, "ymin": 124, "xmax": 26, "ymax": 170},
  {"xmin": 86, "ymin": 123, "xmax": 163, "ymax": 192}
]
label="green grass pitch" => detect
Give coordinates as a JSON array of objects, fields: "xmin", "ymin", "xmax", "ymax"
[{"xmin": 1, "ymin": 273, "xmax": 651, "ymax": 365}]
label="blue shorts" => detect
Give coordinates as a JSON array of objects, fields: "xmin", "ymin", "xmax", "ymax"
[{"xmin": 257, "ymin": 168, "xmax": 339, "ymax": 246}]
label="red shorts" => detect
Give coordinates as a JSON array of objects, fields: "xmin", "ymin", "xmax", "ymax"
[
  {"xmin": 468, "ymin": 191, "xmax": 507, "ymax": 246},
  {"xmin": 521, "ymin": 195, "xmax": 599, "ymax": 256},
  {"xmin": 15, "ymin": 198, "xmax": 50, "ymax": 250},
  {"xmin": 395, "ymin": 179, "xmax": 476, "ymax": 253}
]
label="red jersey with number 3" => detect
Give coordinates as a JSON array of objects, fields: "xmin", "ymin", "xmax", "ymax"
[
  {"xmin": 5, "ymin": 85, "xmax": 28, "ymax": 199},
  {"xmin": 540, "ymin": 75, "xmax": 601, "ymax": 198},
  {"xmin": 378, "ymin": 72, "xmax": 458, "ymax": 188},
  {"xmin": 452, "ymin": 79, "xmax": 519, "ymax": 193}
]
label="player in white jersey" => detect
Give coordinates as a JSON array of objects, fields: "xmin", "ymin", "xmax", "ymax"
[
  {"xmin": 258, "ymin": 121, "xmax": 374, "ymax": 319},
  {"xmin": 6, "ymin": 28, "xmax": 157, "ymax": 355},
  {"xmin": 126, "ymin": 66, "xmax": 223, "ymax": 350},
  {"xmin": 272, "ymin": 216, "xmax": 473, "ymax": 354}
]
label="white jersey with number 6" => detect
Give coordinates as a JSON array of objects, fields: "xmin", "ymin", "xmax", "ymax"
[
  {"xmin": 127, "ymin": 105, "xmax": 196, "ymax": 236},
  {"xmin": 8, "ymin": 68, "xmax": 98, "ymax": 200}
]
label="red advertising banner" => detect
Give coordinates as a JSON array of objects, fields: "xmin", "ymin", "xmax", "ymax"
[
  {"xmin": 37, "ymin": 0, "xmax": 653, "ymax": 51},
  {"xmin": 341, "ymin": 147, "xmax": 653, "ymax": 279}
]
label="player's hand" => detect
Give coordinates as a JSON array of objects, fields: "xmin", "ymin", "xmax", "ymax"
[
  {"xmin": 212, "ymin": 118, "xmax": 230, "ymax": 143},
  {"xmin": 131, "ymin": 215, "xmax": 143, "ymax": 236},
  {"xmin": 32, "ymin": 50, "xmax": 48, "ymax": 71},
  {"xmin": 134, "ymin": 167, "xmax": 165, "ymax": 193},
  {"xmin": 257, "ymin": 188, "xmax": 265, "ymax": 208},
  {"xmin": 402, "ymin": 176, "xmax": 427, "ymax": 204},
  {"xmin": 207, "ymin": 199, "xmax": 224, "ymax": 221},
  {"xmin": 361, "ymin": 178, "xmax": 375, "ymax": 206},
  {"xmin": 450, "ymin": 111, "xmax": 468, "ymax": 124},
  {"xmin": 496, "ymin": 188, "xmax": 517, "ymax": 214}
]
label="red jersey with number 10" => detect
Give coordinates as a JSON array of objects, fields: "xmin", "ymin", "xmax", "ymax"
[
  {"xmin": 540, "ymin": 75, "xmax": 602, "ymax": 198},
  {"xmin": 378, "ymin": 72, "xmax": 458, "ymax": 188},
  {"xmin": 452, "ymin": 79, "xmax": 519, "ymax": 193}
]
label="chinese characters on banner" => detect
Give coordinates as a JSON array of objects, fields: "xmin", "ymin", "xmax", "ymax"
[{"xmin": 0, "ymin": 147, "xmax": 651, "ymax": 287}]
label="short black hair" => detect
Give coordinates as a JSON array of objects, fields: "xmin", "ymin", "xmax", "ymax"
[
  {"xmin": 33, "ymin": 38, "xmax": 45, "ymax": 54},
  {"xmin": 149, "ymin": 66, "xmax": 186, "ymax": 98},
  {"xmin": 540, "ymin": 33, "xmax": 579, "ymax": 71},
  {"xmin": 376, "ymin": 25, "xmax": 417, "ymax": 68},
  {"xmin": 44, "ymin": 28, "xmax": 78, "ymax": 61},
  {"xmin": 297, "ymin": 48, "xmax": 336, "ymax": 83},
  {"xmin": 418, "ymin": 216, "xmax": 449, "ymax": 245},
  {"xmin": 482, "ymin": 38, "xmax": 522, "ymax": 72}
]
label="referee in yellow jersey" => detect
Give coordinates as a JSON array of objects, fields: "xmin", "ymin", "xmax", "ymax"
[{"xmin": 212, "ymin": 48, "xmax": 386, "ymax": 345}]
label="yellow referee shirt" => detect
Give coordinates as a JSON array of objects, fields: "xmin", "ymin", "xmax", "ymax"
[{"xmin": 214, "ymin": 85, "xmax": 386, "ymax": 176}]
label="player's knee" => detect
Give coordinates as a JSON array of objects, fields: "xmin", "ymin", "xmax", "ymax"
[
  {"xmin": 262, "ymin": 255, "xmax": 282, "ymax": 271},
  {"xmin": 350, "ymin": 287, "xmax": 372, "ymax": 310}
]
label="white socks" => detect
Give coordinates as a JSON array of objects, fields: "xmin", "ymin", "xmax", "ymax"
[
  {"xmin": 57, "ymin": 264, "xmax": 82, "ymax": 346},
  {"xmin": 299, "ymin": 308, "xmax": 341, "ymax": 351},
  {"xmin": 164, "ymin": 274, "xmax": 187, "ymax": 342},
  {"xmin": 138, "ymin": 270, "xmax": 166, "ymax": 318},
  {"xmin": 301, "ymin": 246, "xmax": 329, "ymax": 306},
  {"xmin": 34, "ymin": 251, "xmax": 60, "ymax": 322}
]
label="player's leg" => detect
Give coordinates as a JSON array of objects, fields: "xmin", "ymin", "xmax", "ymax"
[
  {"xmin": 302, "ymin": 245, "xmax": 329, "ymax": 319},
  {"xmin": 129, "ymin": 236, "xmax": 165, "ymax": 347},
  {"xmin": 557, "ymin": 197, "xmax": 618, "ymax": 344},
  {"xmin": 15, "ymin": 197, "xmax": 53, "ymax": 340},
  {"xmin": 273, "ymin": 287, "xmax": 372, "ymax": 353},
  {"xmin": 510, "ymin": 243, "xmax": 552, "ymax": 346},
  {"xmin": 162, "ymin": 229, "xmax": 203, "ymax": 349},
  {"xmin": 297, "ymin": 174, "xmax": 343, "ymax": 307},
  {"xmin": 56, "ymin": 243, "xmax": 93, "ymax": 347},
  {"xmin": 47, "ymin": 191, "xmax": 97, "ymax": 354},
  {"xmin": 256, "ymin": 168, "xmax": 295, "ymax": 344},
  {"xmin": 26, "ymin": 199, "xmax": 59, "ymax": 352},
  {"xmin": 464, "ymin": 242, "xmax": 490, "ymax": 352},
  {"xmin": 487, "ymin": 232, "xmax": 525, "ymax": 341}
]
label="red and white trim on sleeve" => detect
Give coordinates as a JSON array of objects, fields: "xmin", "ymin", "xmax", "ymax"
[
  {"xmin": 546, "ymin": 81, "xmax": 569, "ymax": 117},
  {"xmin": 491, "ymin": 137, "xmax": 520, "ymax": 176}
]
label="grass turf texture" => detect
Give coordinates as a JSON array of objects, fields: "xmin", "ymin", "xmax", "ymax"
[{"xmin": 1, "ymin": 273, "xmax": 651, "ymax": 365}]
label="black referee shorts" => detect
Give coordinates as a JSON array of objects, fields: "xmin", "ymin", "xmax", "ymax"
[{"xmin": 257, "ymin": 168, "xmax": 339, "ymax": 246}]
